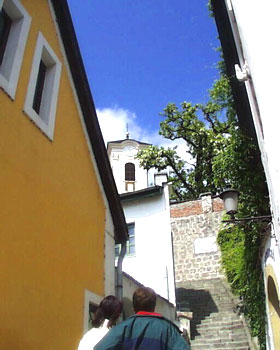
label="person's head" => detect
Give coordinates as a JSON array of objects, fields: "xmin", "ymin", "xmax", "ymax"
[
  {"xmin": 92, "ymin": 295, "xmax": 123, "ymax": 329},
  {"xmin": 133, "ymin": 287, "xmax": 157, "ymax": 313}
]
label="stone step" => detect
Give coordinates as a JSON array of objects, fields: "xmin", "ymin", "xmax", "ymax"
[
  {"xmin": 194, "ymin": 328, "xmax": 247, "ymax": 337},
  {"xmin": 194, "ymin": 323, "xmax": 245, "ymax": 332},
  {"xmin": 180, "ymin": 307, "xmax": 235, "ymax": 314},
  {"xmin": 195, "ymin": 312, "xmax": 240, "ymax": 319},
  {"xmin": 176, "ymin": 279, "xmax": 253, "ymax": 349},
  {"xmin": 193, "ymin": 316, "xmax": 243, "ymax": 324},
  {"xmin": 192, "ymin": 340, "xmax": 250, "ymax": 347},
  {"xmin": 195, "ymin": 317, "xmax": 242, "ymax": 324},
  {"xmin": 177, "ymin": 300, "xmax": 235, "ymax": 308},
  {"xmin": 177, "ymin": 292, "xmax": 232, "ymax": 298},
  {"xmin": 191, "ymin": 345, "xmax": 250, "ymax": 350},
  {"xmin": 191, "ymin": 329, "xmax": 245, "ymax": 339},
  {"xmin": 194, "ymin": 329, "xmax": 246, "ymax": 336},
  {"xmin": 191, "ymin": 333, "xmax": 249, "ymax": 343},
  {"xmin": 191, "ymin": 334, "xmax": 248, "ymax": 343}
]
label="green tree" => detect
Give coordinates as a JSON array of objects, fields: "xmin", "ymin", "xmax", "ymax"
[
  {"xmin": 137, "ymin": 73, "xmax": 234, "ymax": 200},
  {"xmin": 137, "ymin": 68, "xmax": 269, "ymax": 348}
]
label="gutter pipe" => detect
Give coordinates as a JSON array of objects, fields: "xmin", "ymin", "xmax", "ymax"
[{"xmin": 116, "ymin": 240, "xmax": 127, "ymax": 302}]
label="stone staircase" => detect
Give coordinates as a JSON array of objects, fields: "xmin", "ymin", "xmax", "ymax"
[{"xmin": 176, "ymin": 279, "xmax": 255, "ymax": 350}]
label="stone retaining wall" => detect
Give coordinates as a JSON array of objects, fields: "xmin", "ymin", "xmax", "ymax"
[{"xmin": 171, "ymin": 194, "xmax": 225, "ymax": 283}]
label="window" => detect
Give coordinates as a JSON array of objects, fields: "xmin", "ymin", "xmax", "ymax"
[
  {"xmin": 125, "ymin": 163, "xmax": 135, "ymax": 191},
  {"xmin": 0, "ymin": 0, "xmax": 31, "ymax": 99},
  {"xmin": 32, "ymin": 59, "xmax": 46, "ymax": 114},
  {"xmin": 115, "ymin": 223, "xmax": 135, "ymax": 257},
  {"xmin": 83, "ymin": 290, "xmax": 102, "ymax": 333},
  {"xmin": 24, "ymin": 32, "xmax": 62, "ymax": 140},
  {"xmin": 88, "ymin": 302, "xmax": 98, "ymax": 329},
  {"xmin": 125, "ymin": 163, "xmax": 135, "ymax": 181},
  {"xmin": 0, "ymin": 9, "xmax": 12, "ymax": 65},
  {"xmin": 127, "ymin": 223, "xmax": 135, "ymax": 255}
]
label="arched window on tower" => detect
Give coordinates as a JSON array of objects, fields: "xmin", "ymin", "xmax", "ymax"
[
  {"xmin": 125, "ymin": 163, "xmax": 135, "ymax": 181},
  {"xmin": 125, "ymin": 163, "xmax": 135, "ymax": 191}
]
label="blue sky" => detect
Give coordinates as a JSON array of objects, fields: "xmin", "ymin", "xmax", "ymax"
[{"xmin": 67, "ymin": 0, "xmax": 220, "ymax": 146}]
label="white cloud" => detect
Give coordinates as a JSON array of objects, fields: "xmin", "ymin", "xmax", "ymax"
[
  {"xmin": 97, "ymin": 107, "xmax": 141, "ymax": 144},
  {"xmin": 96, "ymin": 106, "xmax": 193, "ymax": 165}
]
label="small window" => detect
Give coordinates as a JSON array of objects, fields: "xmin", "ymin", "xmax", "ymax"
[
  {"xmin": 88, "ymin": 302, "xmax": 98, "ymax": 329},
  {"xmin": 24, "ymin": 32, "xmax": 62, "ymax": 140},
  {"xmin": 127, "ymin": 223, "xmax": 135, "ymax": 255},
  {"xmin": 32, "ymin": 59, "xmax": 47, "ymax": 114},
  {"xmin": 83, "ymin": 290, "xmax": 102, "ymax": 333},
  {"xmin": 115, "ymin": 223, "xmax": 135, "ymax": 257},
  {"xmin": 0, "ymin": 9, "xmax": 12, "ymax": 65},
  {"xmin": 125, "ymin": 163, "xmax": 135, "ymax": 181},
  {"xmin": 0, "ymin": 0, "xmax": 31, "ymax": 99}
]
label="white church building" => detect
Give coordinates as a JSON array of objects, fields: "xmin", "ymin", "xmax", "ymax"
[{"xmin": 107, "ymin": 136, "xmax": 176, "ymax": 305}]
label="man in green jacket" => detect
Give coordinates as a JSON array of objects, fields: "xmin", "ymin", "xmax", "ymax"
[{"xmin": 94, "ymin": 286, "xmax": 190, "ymax": 350}]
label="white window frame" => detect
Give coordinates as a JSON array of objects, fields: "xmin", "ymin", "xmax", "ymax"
[
  {"xmin": 83, "ymin": 290, "xmax": 102, "ymax": 334},
  {"xmin": 24, "ymin": 32, "xmax": 61, "ymax": 140},
  {"xmin": 0, "ymin": 0, "xmax": 31, "ymax": 99},
  {"xmin": 115, "ymin": 222, "xmax": 135, "ymax": 257},
  {"xmin": 127, "ymin": 222, "xmax": 135, "ymax": 255}
]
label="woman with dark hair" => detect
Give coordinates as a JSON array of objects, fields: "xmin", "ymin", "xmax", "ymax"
[
  {"xmin": 78, "ymin": 295, "xmax": 123, "ymax": 350},
  {"xmin": 94, "ymin": 287, "xmax": 190, "ymax": 350}
]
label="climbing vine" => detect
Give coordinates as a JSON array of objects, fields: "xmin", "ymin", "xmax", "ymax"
[
  {"xmin": 218, "ymin": 221, "xmax": 268, "ymax": 348},
  {"xmin": 212, "ymin": 77, "xmax": 269, "ymax": 350}
]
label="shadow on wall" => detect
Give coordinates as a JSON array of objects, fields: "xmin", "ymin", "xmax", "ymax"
[{"xmin": 176, "ymin": 287, "xmax": 218, "ymax": 339}]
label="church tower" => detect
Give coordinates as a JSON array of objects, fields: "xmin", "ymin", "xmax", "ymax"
[{"xmin": 107, "ymin": 135, "xmax": 151, "ymax": 194}]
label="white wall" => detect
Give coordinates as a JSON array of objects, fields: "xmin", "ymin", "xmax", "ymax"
[
  {"xmin": 229, "ymin": 0, "xmax": 280, "ymax": 249},
  {"xmin": 226, "ymin": 2, "xmax": 280, "ymax": 349},
  {"xmin": 121, "ymin": 185, "xmax": 176, "ymax": 305},
  {"xmin": 122, "ymin": 272, "xmax": 176, "ymax": 321}
]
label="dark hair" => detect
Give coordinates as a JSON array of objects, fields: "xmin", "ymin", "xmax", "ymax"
[
  {"xmin": 92, "ymin": 295, "xmax": 123, "ymax": 329},
  {"xmin": 133, "ymin": 287, "xmax": 157, "ymax": 313}
]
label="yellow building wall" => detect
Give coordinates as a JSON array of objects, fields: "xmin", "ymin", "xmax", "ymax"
[
  {"xmin": 0, "ymin": 1, "xmax": 106, "ymax": 349},
  {"xmin": 265, "ymin": 265, "xmax": 280, "ymax": 350}
]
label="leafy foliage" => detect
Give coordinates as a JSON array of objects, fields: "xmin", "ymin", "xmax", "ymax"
[
  {"xmin": 215, "ymin": 120, "xmax": 269, "ymax": 349},
  {"xmin": 137, "ymin": 99, "xmax": 231, "ymax": 200},
  {"xmin": 218, "ymin": 218, "xmax": 268, "ymax": 348},
  {"xmin": 136, "ymin": 63, "xmax": 269, "ymax": 348},
  {"xmin": 207, "ymin": 72, "xmax": 269, "ymax": 348}
]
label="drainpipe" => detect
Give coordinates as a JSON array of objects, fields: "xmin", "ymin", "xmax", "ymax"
[{"xmin": 116, "ymin": 241, "xmax": 127, "ymax": 301}]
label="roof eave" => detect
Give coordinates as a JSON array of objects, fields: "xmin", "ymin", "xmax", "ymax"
[
  {"xmin": 120, "ymin": 186, "xmax": 163, "ymax": 203},
  {"xmin": 50, "ymin": 0, "xmax": 128, "ymax": 243},
  {"xmin": 211, "ymin": 0, "xmax": 257, "ymax": 141},
  {"xmin": 107, "ymin": 139, "xmax": 151, "ymax": 146}
]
